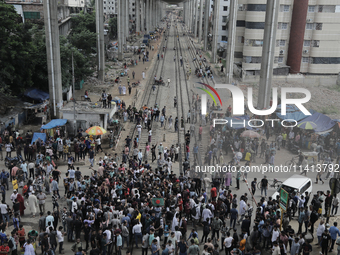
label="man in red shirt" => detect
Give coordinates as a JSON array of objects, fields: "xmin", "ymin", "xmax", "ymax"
[
  {"xmin": 0, "ymin": 242, "xmax": 10, "ymax": 255},
  {"xmin": 210, "ymin": 186, "xmax": 217, "ymax": 201}
]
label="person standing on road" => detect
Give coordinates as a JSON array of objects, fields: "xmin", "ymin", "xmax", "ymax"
[
  {"xmin": 142, "ymin": 71, "xmax": 145, "ymax": 79},
  {"xmin": 132, "ymin": 70, "xmax": 135, "ymax": 79},
  {"xmin": 167, "ymin": 78, "xmax": 171, "ymax": 87},
  {"xmin": 251, "ymin": 178, "xmax": 257, "ymax": 195},
  {"xmin": 260, "ymin": 176, "xmax": 268, "ymax": 197}
]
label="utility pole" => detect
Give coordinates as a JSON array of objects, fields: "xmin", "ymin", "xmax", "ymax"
[
  {"xmin": 118, "ymin": 0, "xmax": 123, "ymax": 60},
  {"xmin": 211, "ymin": 0, "xmax": 220, "ymax": 63},
  {"xmin": 72, "ymin": 52, "xmax": 76, "ymax": 135},
  {"xmin": 96, "ymin": 0, "xmax": 105, "ymax": 81},
  {"xmin": 257, "ymin": 0, "xmax": 280, "ymax": 109},
  {"xmin": 226, "ymin": 0, "xmax": 238, "ymax": 83},
  {"xmin": 203, "ymin": 0, "xmax": 209, "ymax": 51},
  {"xmin": 44, "ymin": 0, "xmax": 63, "ymax": 119}
]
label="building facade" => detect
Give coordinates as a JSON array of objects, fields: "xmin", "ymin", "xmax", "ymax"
[
  {"xmin": 210, "ymin": 0, "xmax": 230, "ymax": 51},
  {"xmin": 234, "ymin": 0, "xmax": 340, "ymax": 77}
]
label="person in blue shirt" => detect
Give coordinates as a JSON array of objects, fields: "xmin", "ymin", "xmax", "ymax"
[
  {"xmin": 121, "ymin": 214, "xmax": 131, "ymax": 227},
  {"xmin": 161, "ymin": 244, "xmax": 169, "ymax": 255},
  {"xmin": 163, "ymin": 223, "xmax": 170, "ymax": 245},
  {"xmin": 187, "ymin": 229, "xmax": 199, "ymax": 241},
  {"xmin": 0, "ymin": 169, "xmax": 9, "ymax": 191},
  {"xmin": 151, "ymin": 239, "xmax": 159, "ymax": 255},
  {"xmin": 328, "ymin": 222, "xmax": 340, "ymax": 252},
  {"xmin": 0, "ymin": 185, "xmax": 5, "ymax": 203}
]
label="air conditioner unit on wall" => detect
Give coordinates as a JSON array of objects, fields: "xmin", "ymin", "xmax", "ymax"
[
  {"xmin": 279, "ymin": 50, "xmax": 285, "ymax": 55},
  {"xmin": 303, "ymin": 50, "xmax": 309, "ymax": 54}
]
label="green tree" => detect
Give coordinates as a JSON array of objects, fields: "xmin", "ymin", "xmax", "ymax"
[
  {"xmin": 109, "ymin": 16, "xmax": 117, "ymax": 39},
  {"xmin": 69, "ymin": 30, "xmax": 97, "ymax": 54},
  {"xmin": 0, "ymin": 2, "xmax": 40, "ymax": 94},
  {"xmin": 71, "ymin": 11, "xmax": 96, "ymax": 34}
]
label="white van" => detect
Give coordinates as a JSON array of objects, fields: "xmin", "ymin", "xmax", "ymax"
[{"xmin": 271, "ymin": 175, "xmax": 313, "ymax": 200}]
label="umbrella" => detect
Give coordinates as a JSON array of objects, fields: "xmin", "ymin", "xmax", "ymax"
[
  {"xmin": 85, "ymin": 126, "xmax": 107, "ymax": 135},
  {"xmin": 297, "ymin": 121, "xmax": 317, "ymax": 130},
  {"xmin": 240, "ymin": 130, "xmax": 261, "ymax": 138}
]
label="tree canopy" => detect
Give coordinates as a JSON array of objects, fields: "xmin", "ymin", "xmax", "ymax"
[{"xmin": 0, "ymin": 2, "xmax": 96, "ymax": 96}]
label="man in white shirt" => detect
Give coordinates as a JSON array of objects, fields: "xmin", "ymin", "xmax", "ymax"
[
  {"xmin": 136, "ymin": 124, "xmax": 142, "ymax": 139},
  {"xmin": 132, "ymin": 221, "xmax": 143, "ymax": 248},
  {"xmin": 238, "ymin": 198, "xmax": 247, "ymax": 224},
  {"xmin": 56, "ymin": 226, "xmax": 64, "ymax": 254},
  {"xmin": 20, "ymin": 161, "xmax": 28, "ymax": 181},
  {"xmin": 224, "ymin": 232, "xmax": 233, "ymax": 253}
]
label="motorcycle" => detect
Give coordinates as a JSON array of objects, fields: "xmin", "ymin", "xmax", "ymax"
[
  {"xmin": 154, "ymin": 79, "xmax": 165, "ymax": 85},
  {"xmin": 5, "ymin": 155, "xmax": 23, "ymax": 167},
  {"xmin": 132, "ymin": 81, "xmax": 140, "ymax": 87},
  {"xmin": 287, "ymin": 140, "xmax": 300, "ymax": 154}
]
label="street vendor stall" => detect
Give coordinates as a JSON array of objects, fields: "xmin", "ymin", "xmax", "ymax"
[{"xmin": 40, "ymin": 119, "xmax": 68, "ymax": 138}]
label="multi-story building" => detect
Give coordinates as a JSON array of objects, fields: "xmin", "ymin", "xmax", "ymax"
[
  {"xmin": 103, "ymin": 0, "xmax": 117, "ymax": 16},
  {"xmin": 234, "ymin": 0, "xmax": 340, "ymax": 77},
  {"xmin": 209, "ymin": 0, "xmax": 230, "ymax": 51}
]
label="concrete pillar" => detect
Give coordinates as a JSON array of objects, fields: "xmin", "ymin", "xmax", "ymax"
[
  {"xmin": 189, "ymin": 0, "xmax": 192, "ymax": 32},
  {"xmin": 211, "ymin": 0, "xmax": 220, "ymax": 63},
  {"xmin": 146, "ymin": 0, "xmax": 149, "ymax": 32},
  {"xmin": 121, "ymin": 0, "xmax": 126, "ymax": 45},
  {"xmin": 226, "ymin": 0, "xmax": 238, "ymax": 83},
  {"xmin": 126, "ymin": 0, "xmax": 129, "ymax": 42},
  {"xmin": 194, "ymin": 0, "xmax": 198, "ymax": 38},
  {"xmin": 96, "ymin": 0, "xmax": 105, "ymax": 81},
  {"xmin": 287, "ymin": 0, "xmax": 308, "ymax": 74},
  {"xmin": 118, "ymin": 0, "xmax": 123, "ymax": 60},
  {"xmin": 183, "ymin": 1, "xmax": 186, "ymax": 25},
  {"xmin": 141, "ymin": 0, "xmax": 145, "ymax": 32},
  {"xmin": 44, "ymin": 0, "xmax": 63, "ymax": 119},
  {"xmin": 203, "ymin": 0, "xmax": 209, "ymax": 51},
  {"xmin": 198, "ymin": 0, "xmax": 203, "ymax": 42},
  {"xmin": 258, "ymin": 0, "xmax": 280, "ymax": 109},
  {"xmin": 136, "ymin": 0, "xmax": 140, "ymax": 33}
]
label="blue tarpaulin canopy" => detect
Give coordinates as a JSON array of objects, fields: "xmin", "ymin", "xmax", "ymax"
[
  {"xmin": 31, "ymin": 133, "xmax": 46, "ymax": 145},
  {"xmin": 297, "ymin": 112, "xmax": 336, "ymax": 132},
  {"xmin": 24, "ymin": 88, "xmax": 49, "ymax": 102},
  {"xmin": 41, "ymin": 119, "xmax": 67, "ymax": 130},
  {"xmin": 276, "ymin": 105, "xmax": 316, "ymax": 121}
]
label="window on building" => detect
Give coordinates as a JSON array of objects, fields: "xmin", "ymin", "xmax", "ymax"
[
  {"xmin": 312, "ymin": 57, "xmax": 340, "ymax": 64},
  {"xmin": 278, "ymin": 22, "xmax": 288, "ymax": 30},
  {"xmin": 306, "ymin": 23, "xmax": 313, "ymax": 30},
  {"xmin": 132, "ymin": 3, "xmax": 135, "ymax": 6},
  {"xmin": 321, "ymin": 5, "xmax": 335, "ymax": 12},
  {"xmin": 280, "ymin": 5, "xmax": 290, "ymax": 12},
  {"xmin": 245, "ymin": 22, "xmax": 265, "ymax": 29},
  {"xmin": 236, "ymin": 20, "xmax": 245, "ymax": 27},
  {"xmin": 104, "ymin": 1, "xmax": 106, "ymax": 4},
  {"xmin": 336, "ymin": 6, "xmax": 340, "ymax": 13},
  {"xmin": 222, "ymin": 36, "xmax": 227, "ymax": 41},
  {"xmin": 223, "ymin": 6, "xmax": 228, "ymax": 11},
  {"xmin": 278, "ymin": 57, "xmax": 284, "ymax": 63},
  {"xmin": 302, "ymin": 57, "xmax": 309, "ymax": 63},
  {"xmin": 238, "ymin": 36, "xmax": 244, "ymax": 43},
  {"xmin": 318, "ymin": 5, "xmax": 323, "ymax": 12},
  {"xmin": 304, "ymin": 40, "xmax": 311, "ymax": 46},
  {"xmin": 222, "ymin": 25, "xmax": 227, "ymax": 30},
  {"xmin": 234, "ymin": 52, "xmax": 243, "ymax": 58},
  {"xmin": 222, "ymin": 16, "xmax": 228, "ymax": 23},
  {"xmin": 23, "ymin": 12, "xmax": 41, "ymax": 19},
  {"xmin": 312, "ymin": 40, "xmax": 320, "ymax": 47},
  {"xmin": 246, "ymin": 4, "xmax": 266, "ymax": 11},
  {"xmin": 308, "ymin": 5, "xmax": 315, "ymax": 12},
  {"xmin": 132, "ymin": 8, "xmax": 135, "ymax": 12},
  {"xmin": 246, "ymin": 40, "xmax": 263, "ymax": 46},
  {"xmin": 238, "ymin": 4, "xmax": 245, "ymax": 11},
  {"xmin": 104, "ymin": 7, "xmax": 106, "ymax": 9},
  {"xmin": 315, "ymin": 23, "xmax": 323, "ymax": 30},
  {"xmin": 280, "ymin": 40, "xmax": 286, "ymax": 46}
]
